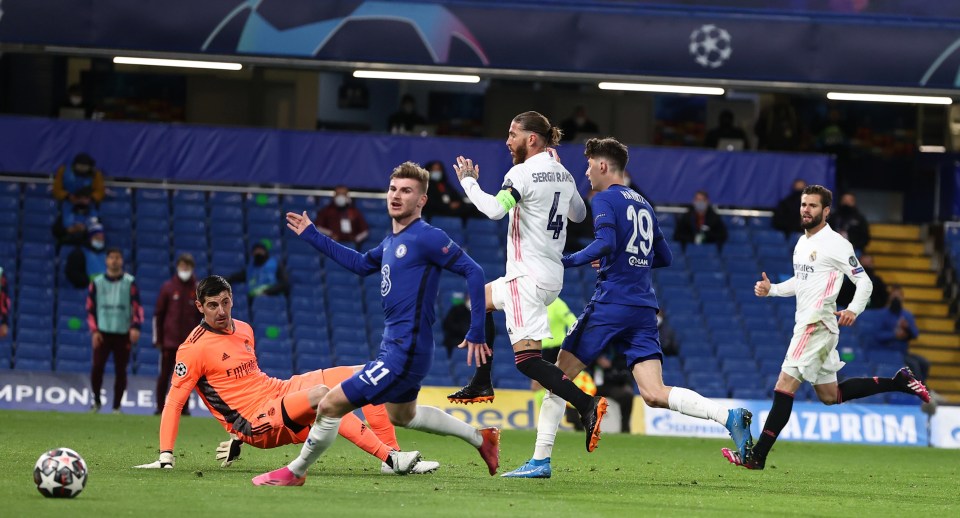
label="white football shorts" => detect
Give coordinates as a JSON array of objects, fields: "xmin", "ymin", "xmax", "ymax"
[
  {"xmin": 490, "ymin": 275, "xmax": 558, "ymax": 345},
  {"xmin": 781, "ymin": 321, "xmax": 844, "ymax": 385}
]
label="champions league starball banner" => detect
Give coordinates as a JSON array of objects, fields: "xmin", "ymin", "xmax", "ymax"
[{"xmin": 3, "ymin": 0, "xmax": 960, "ymax": 89}]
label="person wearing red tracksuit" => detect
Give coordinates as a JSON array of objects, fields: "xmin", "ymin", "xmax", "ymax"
[{"xmin": 153, "ymin": 253, "xmax": 198, "ymax": 415}]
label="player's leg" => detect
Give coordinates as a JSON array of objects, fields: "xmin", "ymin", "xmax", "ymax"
[
  {"xmin": 319, "ymin": 365, "xmax": 403, "ymax": 450},
  {"xmin": 726, "ymin": 324, "xmax": 818, "ymax": 469},
  {"xmin": 503, "ymin": 349, "xmax": 586, "ymax": 479},
  {"xmin": 111, "ymin": 333, "xmax": 131, "ymax": 412},
  {"xmin": 448, "ymin": 282, "xmax": 497, "ymax": 404},
  {"xmin": 505, "ymin": 279, "xmax": 605, "ymax": 450},
  {"xmin": 253, "ymin": 384, "xmax": 356, "ymax": 485},
  {"xmin": 829, "ymin": 368, "xmax": 930, "ymax": 404},
  {"xmin": 89, "ymin": 337, "xmax": 111, "ymax": 412},
  {"xmin": 738, "ymin": 370, "xmax": 801, "ymax": 469},
  {"xmin": 391, "ymin": 398, "xmax": 500, "ymax": 476}
]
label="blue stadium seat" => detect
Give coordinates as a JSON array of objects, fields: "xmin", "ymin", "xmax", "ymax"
[
  {"xmin": 16, "ymin": 313, "xmax": 53, "ymax": 330},
  {"xmin": 679, "ymin": 341, "xmax": 714, "ymax": 357},
  {"xmin": 429, "ymin": 216, "xmax": 463, "ymax": 231},
  {"xmin": 248, "ymin": 222, "xmax": 282, "ymax": 240},
  {"xmin": 247, "ymin": 207, "xmax": 281, "ymax": 224},
  {"xmin": 211, "ymin": 251, "xmax": 246, "ymax": 272},
  {"xmin": 21, "ymin": 242, "xmax": 55, "ymax": 259},
  {"xmin": 56, "ymin": 345, "xmax": 89, "ymax": 362},
  {"xmin": 210, "ymin": 205, "xmax": 244, "ymax": 221},
  {"xmin": 295, "ymin": 338, "xmax": 331, "ymax": 355},
  {"xmin": 137, "ymin": 217, "xmax": 170, "ymax": 234},
  {"xmin": 172, "ymin": 189, "xmax": 205, "ymax": 205},
  {"xmin": 296, "ymin": 352, "xmax": 332, "ymax": 371},
  {"xmin": 17, "ymin": 328, "xmax": 52, "ymax": 344},
  {"xmin": 752, "ymin": 229, "xmax": 786, "ymax": 245},
  {"xmin": 466, "ymin": 233, "xmax": 500, "ymax": 249},
  {"xmin": 23, "ymin": 197, "xmax": 56, "ymax": 213},
  {"xmin": 56, "ymin": 359, "xmax": 90, "ymax": 373},
  {"xmin": 173, "ymin": 202, "xmax": 207, "ymax": 220},
  {"xmin": 18, "ymin": 288, "xmax": 54, "ymax": 307},
  {"xmin": 16, "ymin": 342, "xmax": 53, "ymax": 360},
  {"xmin": 355, "ymin": 198, "xmax": 385, "ymax": 212},
  {"xmin": 172, "ymin": 218, "xmax": 206, "ymax": 235},
  {"xmin": 731, "ymin": 387, "xmax": 768, "ymax": 400},
  {"xmin": 292, "ymin": 325, "xmax": 326, "ymax": 342},
  {"xmin": 465, "ymin": 219, "xmax": 498, "ymax": 234},
  {"xmin": 336, "ymin": 348, "xmax": 372, "ymax": 365},
  {"xmin": 281, "ymin": 194, "xmax": 317, "ymax": 213},
  {"xmin": 682, "ymin": 356, "xmax": 716, "ymax": 373}
]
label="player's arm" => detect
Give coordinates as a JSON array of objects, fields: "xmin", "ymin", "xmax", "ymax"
[
  {"xmin": 287, "ymin": 211, "xmax": 381, "ymax": 275},
  {"xmin": 567, "ymin": 187, "xmax": 587, "ymax": 223},
  {"xmin": 135, "ymin": 348, "xmax": 199, "ymax": 468},
  {"xmin": 562, "ymin": 197, "xmax": 616, "ymax": 268},
  {"xmin": 766, "ymin": 275, "xmax": 797, "ymax": 297},
  {"xmin": 833, "ymin": 247, "xmax": 873, "ymax": 324},
  {"xmin": 427, "ymin": 229, "xmax": 488, "ymax": 363},
  {"xmin": 460, "ymin": 176, "xmax": 512, "ymax": 220},
  {"xmin": 651, "ymin": 217, "xmax": 673, "ymax": 269}
]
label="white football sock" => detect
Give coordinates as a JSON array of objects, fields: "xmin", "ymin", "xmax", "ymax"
[
  {"xmin": 406, "ymin": 406, "xmax": 482, "ymax": 448},
  {"xmin": 288, "ymin": 415, "xmax": 341, "ymax": 477},
  {"xmin": 533, "ymin": 391, "xmax": 565, "ymax": 461},
  {"xmin": 667, "ymin": 387, "xmax": 728, "ymax": 425}
]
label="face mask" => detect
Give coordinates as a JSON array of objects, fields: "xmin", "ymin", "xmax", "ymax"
[
  {"xmin": 253, "ymin": 254, "xmax": 268, "ymax": 266},
  {"xmin": 334, "ymin": 195, "xmax": 349, "ymax": 208},
  {"xmin": 693, "ymin": 200, "xmax": 708, "ymax": 213},
  {"xmin": 90, "ymin": 239, "xmax": 105, "ymax": 250},
  {"xmin": 430, "ymin": 171, "xmax": 443, "ymax": 181},
  {"xmin": 70, "ymin": 96, "xmax": 83, "ymax": 106},
  {"xmin": 73, "ymin": 165, "xmax": 91, "ymax": 176},
  {"xmin": 889, "ymin": 298, "xmax": 903, "ymax": 314},
  {"xmin": 177, "ymin": 269, "xmax": 193, "ymax": 282}
]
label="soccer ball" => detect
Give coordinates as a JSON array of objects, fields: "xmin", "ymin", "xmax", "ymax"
[
  {"xmin": 689, "ymin": 24, "xmax": 733, "ymax": 69},
  {"xmin": 33, "ymin": 448, "xmax": 88, "ymax": 498}
]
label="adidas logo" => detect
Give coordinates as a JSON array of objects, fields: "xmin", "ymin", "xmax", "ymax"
[{"xmin": 222, "ymin": 353, "xmax": 230, "ymax": 361}]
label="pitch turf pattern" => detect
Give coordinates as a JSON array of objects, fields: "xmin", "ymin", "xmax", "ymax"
[{"xmin": 3, "ymin": 410, "xmax": 958, "ymax": 517}]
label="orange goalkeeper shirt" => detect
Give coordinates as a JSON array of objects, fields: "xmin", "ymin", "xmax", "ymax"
[{"xmin": 159, "ymin": 318, "xmax": 285, "ymax": 452}]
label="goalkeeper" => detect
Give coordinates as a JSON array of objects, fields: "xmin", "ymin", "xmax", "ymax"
[{"xmin": 135, "ymin": 275, "xmax": 438, "ymax": 475}]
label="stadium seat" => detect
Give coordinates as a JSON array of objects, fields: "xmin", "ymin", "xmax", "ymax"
[
  {"xmin": 429, "ymin": 216, "xmax": 463, "ymax": 231},
  {"xmin": 210, "ymin": 205, "xmax": 244, "ymax": 221},
  {"xmin": 55, "ymin": 359, "xmax": 91, "ymax": 373},
  {"xmin": 16, "ymin": 339, "xmax": 52, "ymax": 358}
]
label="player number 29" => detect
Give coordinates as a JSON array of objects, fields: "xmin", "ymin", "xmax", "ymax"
[{"xmin": 625, "ymin": 206, "xmax": 653, "ymax": 256}]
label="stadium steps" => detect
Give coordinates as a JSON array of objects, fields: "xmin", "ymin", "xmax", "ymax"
[{"xmin": 869, "ymin": 223, "xmax": 959, "ymax": 403}]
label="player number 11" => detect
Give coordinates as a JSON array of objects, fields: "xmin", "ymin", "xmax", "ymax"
[{"xmin": 363, "ymin": 361, "xmax": 391, "ymax": 386}]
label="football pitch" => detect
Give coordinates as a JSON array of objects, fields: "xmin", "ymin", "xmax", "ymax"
[{"xmin": 3, "ymin": 409, "xmax": 957, "ymax": 517}]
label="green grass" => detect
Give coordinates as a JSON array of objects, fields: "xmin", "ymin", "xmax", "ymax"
[{"xmin": 3, "ymin": 409, "xmax": 958, "ymax": 517}]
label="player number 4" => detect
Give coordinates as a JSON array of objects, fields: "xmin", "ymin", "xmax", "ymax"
[
  {"xmin": 363, "ymin": 361, "xmax": 391, "ymax": 386},
  {"xmin": 546, "ymin": 191, "xmax": 564, "ymax": 239},
  {"xmin": 625, "ymin": 206, "xmax": 653, "ymax": 256}
]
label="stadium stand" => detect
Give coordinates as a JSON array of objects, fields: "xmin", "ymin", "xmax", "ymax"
[{"xmin": 1, "ymin": 178, "xmax": 953, "ymax": 404}]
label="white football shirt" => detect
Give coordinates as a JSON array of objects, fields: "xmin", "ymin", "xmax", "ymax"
[
  {"xmin": 768, "ymin": 224, "xmax": 873, "ymax": 334},
  {"xmin": 460, "ymin": 151, "xmax": 585, "ymax": 291}
]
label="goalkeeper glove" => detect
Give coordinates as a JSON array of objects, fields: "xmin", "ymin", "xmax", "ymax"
[
  {"xmin": 134, "ymin": 451, "xmax": 174, "ymax": 469},
  {"xmin": 216, "ymin": 434, "xmax": 243, "ymax": 467}
]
